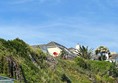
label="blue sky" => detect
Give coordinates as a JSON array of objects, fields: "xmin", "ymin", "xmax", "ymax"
[{"xmin": 0, "ymin": 0, "xmax": 118, "ymax": 52}]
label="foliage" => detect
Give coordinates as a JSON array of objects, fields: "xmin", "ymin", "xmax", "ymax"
[
  {"xmin": 108, "ymin": 63, "xmax": 118, "ymax": 77},
  {"xmin": 75, "ymin": 57, "xmax": 118, "ymax": 83},
  {"xmin": 0, "ymin": 38, "xmax": 118, "ymax": 83},
  {"xmin": 75, "ymin": 57, "xmax": 91, "ymax": 70},
  {"xmin": 61, "ymin": 74, "xmax": 71, "ymax": 83},
  {"xmin": 60, "ymin": 49, "xmax": 68, "ymax": 59},
  {"xmin": 78, "ymin": 45, "xmax": 93, "ymax": 59}
]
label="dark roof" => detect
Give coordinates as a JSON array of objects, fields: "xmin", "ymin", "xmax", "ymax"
[
  {"xmin": 68, "ymin": 48, "xmax": 76, "ymax": 50},
  {"xmin": 32, "ymin": 41, "xmax": 65, "ymax": 49},
  {"xmin": 47, "ymin": 42, "xmax": 57, "ymax": 48},
  {"xmin": 32, "ymin": 44, "xmax": 48, "ymax": 53},
  {"xmin": 32, "ymin": 44, "xmax": 46, "ymax": 48},
  {"xmin": 47, "ymin": 41, "xmax": 66, "ymax": 48}
]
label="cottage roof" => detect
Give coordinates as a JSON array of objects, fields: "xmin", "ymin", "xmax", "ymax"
[
  {"xmin": 47, "ymin": 41, "xmax": 57, "ymax": 48},
  {"xmin": 68, "ymin": 48, "xmax": 76, "ymax": 50},
  {"xmin": 32, "ymin": 44, "xmax": 48, "ymax": 53},
  {"xmin": 110, "ymin": 54, "xmax": 118, "ymax": 59},
  {"xmin": 38, "ymin": 44, "xmax": 47, "ymax": 48},
  {"xmin": 47, "ymin": 41, "xmax": 66, "ymax": 48},
  {"xmin": 32, "ymin": 44, "xmax": 46, "ymax": 48}
]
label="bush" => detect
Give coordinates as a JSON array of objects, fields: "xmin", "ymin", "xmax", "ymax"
[
  {"xmin": 61, "ymin": 74, "xmax": 71, "ymax": 83},
  {"xmin": 75, "ymin": 57, "xmax": 91, "ymax": 70}
]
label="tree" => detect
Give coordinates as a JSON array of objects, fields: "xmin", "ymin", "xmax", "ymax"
[
  {"xmin": 95, "ymin": 46, "xmax": 110, "ymax": 60},
  {"xmin": 78, "ymin": 46, "xmax": 93, "ymax": 59}
]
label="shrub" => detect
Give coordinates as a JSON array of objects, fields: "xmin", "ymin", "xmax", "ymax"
[
  {"xmin": 75, "ymin": 57, "xmax": 91, "ymax": 70},
  {"xmin": 61, "ymin": 74, "xmax": 71, "ymax": 83}
]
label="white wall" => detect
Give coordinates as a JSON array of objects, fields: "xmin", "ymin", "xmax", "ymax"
[
  {"xmin": 75, "ymin": 44, "xmax": 80, "ymax": 50},
  {"xmin": 47, "ymin": 47, "xmax": 62, "ymax": 57}
]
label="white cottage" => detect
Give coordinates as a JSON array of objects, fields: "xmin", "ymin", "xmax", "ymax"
[
  {"xmin": 47, "ymin": 42, "xmax": 62, "ymax": 57},
  {"xmin": 33, "ymin": 41, "xmax": 76, "ymax": 58}
]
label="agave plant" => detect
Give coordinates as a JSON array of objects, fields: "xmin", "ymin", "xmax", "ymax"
[{"xmin": 78, "ymin": 45, "xmax": 93, "ymax": 59}]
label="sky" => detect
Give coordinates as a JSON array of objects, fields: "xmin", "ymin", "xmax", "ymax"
[{"xmin": 0, "ymin": 0, "xmax": 118, "ymax": 52}]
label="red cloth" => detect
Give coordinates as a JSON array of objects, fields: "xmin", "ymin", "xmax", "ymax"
[{"xmin": 53, "ymin": 52, "xmax": 58, "ymax": 57}]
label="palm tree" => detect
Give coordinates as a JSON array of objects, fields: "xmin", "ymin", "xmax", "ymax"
[
  {"xmin": 95, "ymin": 46, "xmax": 110, "ymax": 60},
  {"xmin": 78, "ymin": 45, "xmax": 93, "ymax": 59}
]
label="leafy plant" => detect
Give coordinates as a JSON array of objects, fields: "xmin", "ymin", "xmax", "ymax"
[{"xmin": 78, "ymin": 45, "xmax": 93, "ymax": 59}]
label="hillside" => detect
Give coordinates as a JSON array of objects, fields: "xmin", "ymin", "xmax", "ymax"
[{"xmin": 0, "ymin": 38, "xmax": 118, "ymax": 83}]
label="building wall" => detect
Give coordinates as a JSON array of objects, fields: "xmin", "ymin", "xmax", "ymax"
[
  {"xmin": 47, "ymin": 47, "xmax": 62, "ymax": 57},
  {"xmin": 75, "ymin": 44, "xmax": 80, "ymax": 50}
]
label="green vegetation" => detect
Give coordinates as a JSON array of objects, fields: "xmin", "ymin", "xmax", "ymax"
[
  {"xmin": 78, "ymin": 45, "xmax": 93, "ymax": 59},
  {"xmin": 0, "ymin": 38, "xmax": 118, "ymax": 83},
  {"xmin": 75, "ymin": 57, "xmax": 118, "ymax": 83}
]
